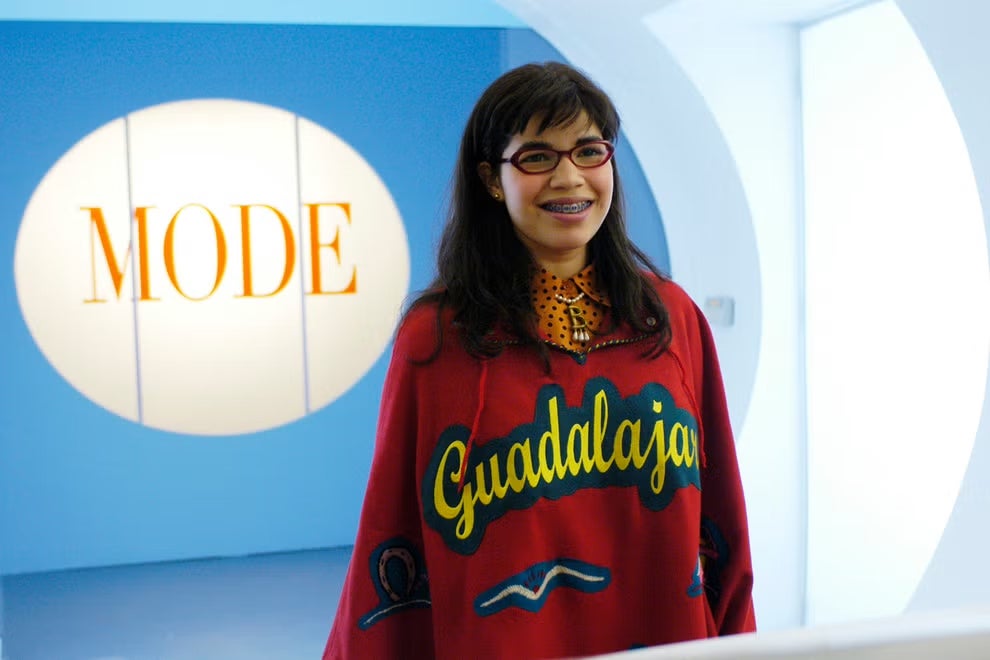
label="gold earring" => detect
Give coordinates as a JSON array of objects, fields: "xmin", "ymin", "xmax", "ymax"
[{"xmin": 493, "ymin": 192, "xmax": 502, "ymax": 200}]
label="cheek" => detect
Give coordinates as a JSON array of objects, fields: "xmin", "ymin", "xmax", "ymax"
[
  {"xmin": 501, "ymin": 190, "xmax": 529, "ymax": 228},
  {"xmin": 598, "ymin": 169, "xmax": 615, "ymax": 206},
  {"xmin": 595, "ymin": 172, "xmax": 615, "ymax": 208},
  {"xmin": 511, "ymin": 173, "xmax": 543, "ymax": 195},
  {"xmin": 603, "ymin": 181, "xmax": 615, "ymax": 205},
  {"xmin": 503, "ymin": 178, "xmax": 544, "ymax": 210}
]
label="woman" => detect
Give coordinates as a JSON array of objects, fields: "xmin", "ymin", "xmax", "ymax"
[{"xmin": 323, "ymin": 61, "xmax": 755, "ymax": 659}]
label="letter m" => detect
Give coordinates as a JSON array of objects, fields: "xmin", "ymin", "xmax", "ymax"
[{"xmin": 83, "ymin": 206, "xmax": 154, "ymax": 303}]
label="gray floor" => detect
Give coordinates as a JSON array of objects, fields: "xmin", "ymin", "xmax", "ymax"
[{"xmin": 0, "ymin": 546, "xmax": 351, "ymax": 660}]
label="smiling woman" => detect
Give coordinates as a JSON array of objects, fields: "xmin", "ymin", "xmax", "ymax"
[{"xmin": 323, "ymin": 61, "xmax": 756, "ymax": 659}]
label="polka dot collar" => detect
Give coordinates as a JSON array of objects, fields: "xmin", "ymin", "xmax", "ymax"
[{"xmin": 530, "ymin": 264, "xmax": 610, "ymax": 350}]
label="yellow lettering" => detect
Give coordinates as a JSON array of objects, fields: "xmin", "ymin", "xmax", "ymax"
[
  {"xmin": 565, "ymin": 422, "xmax": 589, "ymax": 476},
  {"xmin": 430, "ymin": 440, "xmax": 476, "ymax": 541},
  {"xmin": 487, "ymin": 454, "xmax": 510, "ymax": 499},
  {"xmin": 537, "ymin": 397, "xmax": 567, "ymax": 481},
  {"xmin": 507, "ymin": 440, "xmax": 539, "ymax": 490},
  {"xmin": 455, "ymin": 483, "xmax": 476, "ymax": 541},
  {"xmin": 689, "ymin": 429, "xmax": 698, "ymax": 468},
  {"xmin": 632, "ymin": 401, "xmax": 663, "ymax": 470},
  {"xmin": 428, "ymin": 386, "xmax": 702, "ymax": 551},
  {"xmin": 593, "ymin": 390, "xmax": 614, "ymax": 472},
  {"xmin": 432, "ymin": 440, "xmax": 465, "ymax": 521},
  {"xmin": 473, "ymin": 462, "xmax": 494, "ymax": 506},
  {"xmin": 614, "ymin": 419, "xmax": 639, "ymax": 471},
  {"xmin": 650, "ymin": 416, "xmax": 667, "ymax": 494},
  {"xmin": 668, "ymin": 423, "xmax": 690, "ymax": 467}
]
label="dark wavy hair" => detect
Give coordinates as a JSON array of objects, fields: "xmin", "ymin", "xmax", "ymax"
[{"xmin": 410, "ymin": 61, "xmax": 671, "ymax": 366}]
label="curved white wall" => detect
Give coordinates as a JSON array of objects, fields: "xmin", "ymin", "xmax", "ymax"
[
  {"xmin": 896, "ymin": 0, "xmax": 990, "ymax": 613},
  {"xmin": 644, "ymin": 9, "xmax": 807, "ymax": 632},
  {"xmin": 802, "ymin": 0, "xmax": 989, "ymax": 624}
]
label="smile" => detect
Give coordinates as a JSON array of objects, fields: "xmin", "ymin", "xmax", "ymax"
[{"xmin": 540, "ymin": 201, "xmax": 592, "ymax": 214}]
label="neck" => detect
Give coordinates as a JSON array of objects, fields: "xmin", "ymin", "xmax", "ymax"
[{"xmin": 533, "ymin": 251, "xmax": 588, "ymax": 280}]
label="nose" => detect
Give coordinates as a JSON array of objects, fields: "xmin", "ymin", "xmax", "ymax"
[{"xmin": 548, "ymin": 154, "xmax": 584, "ymax": 188}]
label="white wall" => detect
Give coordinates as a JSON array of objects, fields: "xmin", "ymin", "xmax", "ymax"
[
  {"xmin": 643, "ymin": 10, "xmax": 806, "ymax": 631},
  {"xmin": 895, "ymin": 0, "xmax": 990, "ymax": 613},
  {"xmin": 802, "ymin": 0, "xmax": 989, "ymax": 624}
]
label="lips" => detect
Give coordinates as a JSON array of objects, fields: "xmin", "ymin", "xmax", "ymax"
[{"xmin": 540, "ymin": 200, "xmax": 593, "ymax": 214}]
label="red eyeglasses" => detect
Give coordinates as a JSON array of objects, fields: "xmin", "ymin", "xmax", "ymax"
[{"xmin": 500, "ymin": 140, "xmax": 615, "ymax": 174}]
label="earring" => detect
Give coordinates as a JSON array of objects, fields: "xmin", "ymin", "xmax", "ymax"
[{"xmin": 492, "ymin": 191, "xmax": 502, "ymax": 200}]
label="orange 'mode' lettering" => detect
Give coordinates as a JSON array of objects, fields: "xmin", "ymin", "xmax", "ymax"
[
  {"xmin": 306, "ymin": 202, "xmax": 357, "ymax": 295},
  {"xmin": 84, "ymin": 206, "xmax": 157, "ymax": 303},
  {"xmin": 163, "ymin": 203, "xmax": 228, "ymax": 301},
  {"xmin": 235, "ymin": 204, "xmax": 296, "ymax": 297}
]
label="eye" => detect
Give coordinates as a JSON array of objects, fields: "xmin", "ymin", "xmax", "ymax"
[
  {"xmin": 517, "ymin": 149, "xmax": 554, "ymax": 164},
  {"xmin": 576, "ymin": 144, "xmax": 607, "ymax": 158}
]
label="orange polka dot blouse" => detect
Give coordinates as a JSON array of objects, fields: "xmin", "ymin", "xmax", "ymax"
[{"xmin": 530, "ymin": 264, "xmax": 610, "ymax": 353}]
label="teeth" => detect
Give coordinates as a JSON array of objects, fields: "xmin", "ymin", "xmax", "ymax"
[{"xmin": 542, "ymin": 201, "xmax": 592, "ymax": 214}]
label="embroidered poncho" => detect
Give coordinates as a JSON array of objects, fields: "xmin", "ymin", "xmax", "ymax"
[{"xmin": 323, "ymin": 276, "xmax": 756, "ymax": 659}]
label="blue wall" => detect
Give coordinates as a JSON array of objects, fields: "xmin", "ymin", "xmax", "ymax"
[{"xmin": 0, "ymin": 21, "xmax": 667, "ymax": 575}]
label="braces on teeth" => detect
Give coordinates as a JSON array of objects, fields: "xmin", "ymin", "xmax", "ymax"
[{"xmin": 544, "ymin": 201, "xmax": 590, "ymax": 213}]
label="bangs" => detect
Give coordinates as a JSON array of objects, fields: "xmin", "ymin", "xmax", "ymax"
[
  {"xmin": 512, "ymin": 94, "xmax": 588, "ymax": 135},
  {"xmin": 495, "ymin": 70, "xmax": 618, "ymax": 142}
]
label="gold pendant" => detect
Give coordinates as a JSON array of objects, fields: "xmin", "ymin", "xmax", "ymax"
[
  {"xmin": 555, "ymin": 290, "xmax": 591, "ymax": 344},
  {"xmin": 566, "ymin": 305, "xmax": 590, "ymax": 343}
]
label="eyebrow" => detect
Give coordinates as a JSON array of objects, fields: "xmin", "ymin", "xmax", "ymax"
[{"xmin": 516, "ymin": 136, "xmax": 605, "ymax": 150}]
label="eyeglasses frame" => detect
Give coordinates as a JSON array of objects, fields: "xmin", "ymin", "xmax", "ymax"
[{"xmin": 498, "ymin": 140, "xmax": 615, "ymax": 174}]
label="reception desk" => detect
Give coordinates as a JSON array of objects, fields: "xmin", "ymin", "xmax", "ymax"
[{"xmin": 592, "ymin": 607, "xmax": 990, "ymax": 659}]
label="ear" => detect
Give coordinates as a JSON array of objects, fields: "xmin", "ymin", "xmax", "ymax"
[{"xmin": 477, "ymin": 162, "xmax": 503, "ymax": 200}]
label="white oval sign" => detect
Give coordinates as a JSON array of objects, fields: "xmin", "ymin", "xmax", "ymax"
[{"xmin": 14, "ymin": 99, "xmax": 410, "ymax": 436}]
